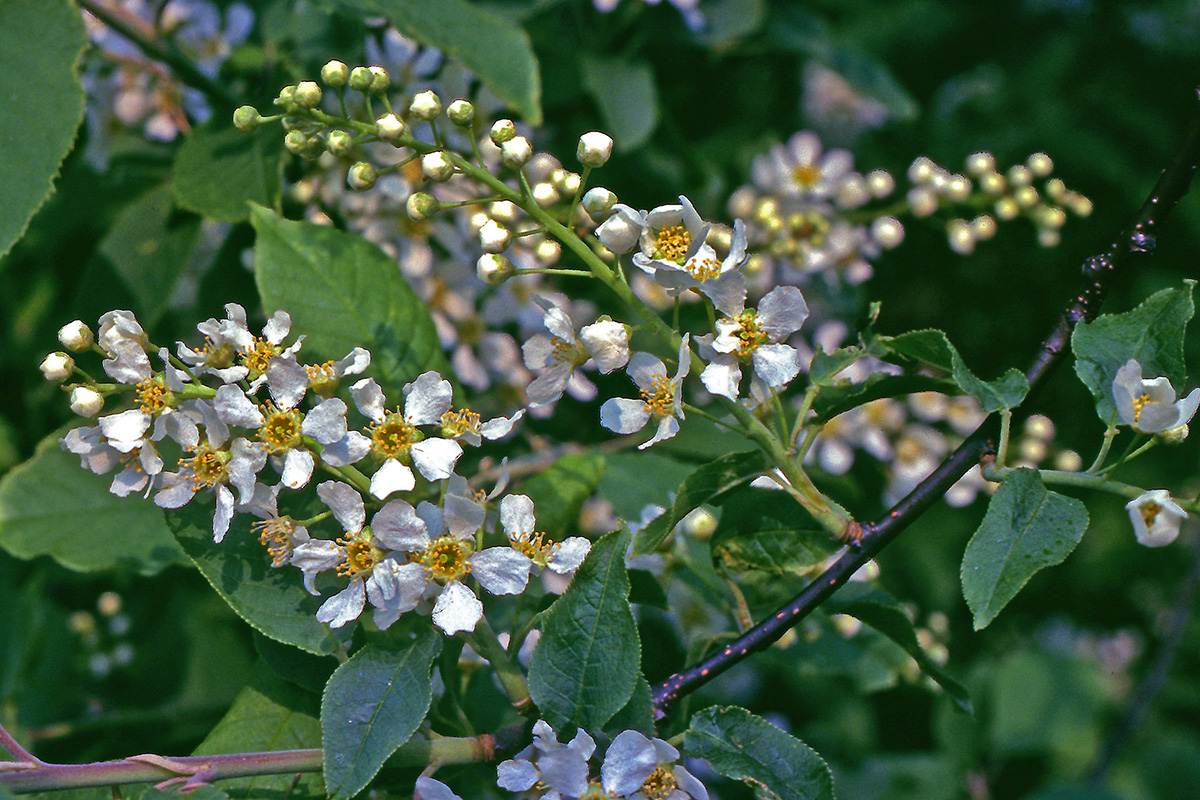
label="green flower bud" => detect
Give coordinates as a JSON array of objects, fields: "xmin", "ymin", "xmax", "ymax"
[
  {"xmin": 294, "ymin": 81, "xmax": 322, "ymax": 109},
  {"xmin": 326, "ymin": 129, "xmax": 353, "ymax": 156},
  {"xmin": 376, "ymin": 113, "xmax": 405, "ymax": 142},
  {"xmin": 41, "ymin": 352, "xmax": 74, "ymax": 382},
  {"xmin": 490, "ymin": 118, "xmax": 516, "ymax": 145},
  {"xmin": 347, "ymin": 162, "xmax": 377, "ymax": 191},
  {"xmin": 348, "ymin": 66, "xmax": 374, "ymax": 92},
  {"xmin": 410, "ymin": 90, "xmax": 442, "ymax": 120},
  {"xmin": 447, "ymin": 99, "xmax": 474, "ymax": 126},
  {"xmin": 368, "ymin": 66, "xmax": 390, "ymax": 94},
  {"xmin": 233, "ymin": 105, "xmax": 261, "ymax": 131},
  {"xmin": 406, "ymin": 192, "xmax": 440, "ymax": 220},
  {"xmin": 274, "ymin": 84, "xmax": 297, "ymax": 108},
  {"xmin": 58, "ymin": 320, "xmax": 93, "ymax": 351},
  {"xmin": 581, "ymin": 187, "xmax": 617, "ymax": 220},
  {"xmin": 321, "ymin": 59, "xmax": 349, "ymax": 87},
  {"xmin": 500, "ymin": 136, "xmax": 532, "ymax": 169},
  {"xmin": 576, "ymin": 131, "xmax": 613, "ymax": 168},
  {"xmin": 284, "ymin": 130, "xmax": 310, "ymax": 155},
  {"xmin": 421, "ymin": 151, "xmax": 455, "ymax": 182},
  {"xmin": 477, "ymin": 253, "xmax": 513, "ymax": 285}
]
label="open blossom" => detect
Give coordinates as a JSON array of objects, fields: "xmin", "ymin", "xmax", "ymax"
[
  {"xmin": 1112, "ymin": 359, "xmax": 1200, "ymax": 433},
  {"xmin": 752, "ymin": 130, "xmax": 855, "ymax": 202},
  {"xmin": 176, "ymin": 303, "xmax": 301, "ymax": 385},
  {"xmin": 632, "ymin": 197, "xmax": 747, "ymax": 316},
  {"xmin": 602, "ymin": 729, "xmax": 708, "ymax": 800},
  {"xmin": 523, "ymin": 298, "xmax": 631, "ymax": 407},
  {"xmin": 600, "ymin": 335, "xmax": 691, "ymax": 450},
  {"xmin": 1125, "ymin": 489, "xmax": 1187, "ymax": 547},
  {"xmin": 699, "ymin": 285, "xmax": 808, "ymax": 400},
  {"xmin": 497, "ymin": 719, "xmax": 595, "ymax": 798},
  {"xmin": 500, "ymin": 494, "xmax": 591, "ymax": 575}
]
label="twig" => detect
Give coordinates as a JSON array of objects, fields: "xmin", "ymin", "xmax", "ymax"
[
  {"xmin": 651, "ymin": 88, "xmax": 1200, "ymax": 718},
  {"xmin": 76, "ymin": 0, "xmax": 239, "ymax": 110},
  {"xmin": 0, "ymin": 722, "xmax": 42, "ymax": 766},
  {"xmin": 1087, "ymin": 530, "xmax": 1200, "ymax": 783}
]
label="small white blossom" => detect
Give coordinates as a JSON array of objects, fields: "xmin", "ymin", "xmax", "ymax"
[
  {"xmin": 1113, "ymin": 359, "xmax": 1200, "ymax": 433},
  {"xmin": 1126, "ymin": 489, "xmax": 1187, "ymax": 547},
  {"xmin": 577, "ymin": 130, "xmax": 614, "ymax": 167},
  {"xmin": 497, "ymin": 719, "xmax": 595, "ymax": 798},
  {"xmin": 700, "ymin": 285, "xmax": 808, "ymax": 400},
  {"xmin": 596, "ymin": 204, "xmax": 646, "ymax": 254},
  {"xmin": 600, "ymin": 335, "xmax": 691, "ymax": 449},
  {"xmin": 58, "ymin": 320, "xmax": 93, "ymax": 351},
  {"xmin": 70, "ymin": 386, "xmax": 105, "ymax": 417},
  {"xmin": 41, "ymin": 352, "xmax": 74, "ymax": 381},
  {"xmin": 500, "ymin": 494, "xmax": 591, "ymax": 575},
  {"xmin": 601, "ymin": 729, "xmax": 708, "ymax": 800}
]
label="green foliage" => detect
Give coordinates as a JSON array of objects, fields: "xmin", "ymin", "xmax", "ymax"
[
  {"xmin": 876, "ymin": 329, "xmax": 1029, "ymax": 413},
  {"xmin": 174, "ymin": 123, "xmax": 285, "ymax": 222},
  {"xmin": 194, "ymin": 663, "xmax": 324, "ymax": 799},
  {"xmin": 961, "ymin": 468, "xmax": 1089, "ymax": 630},
  {"xmin": 685, "ymin": 706, "xmax": 835, "ymax": 800},
  {"xmin": 630, "ymin": 451, "xmax": 767, "ymax": 556},
  {"xmin": 250, "ymin": 205, "xmax": 445, "ymax": 401},
  {"xmin": 0, "ymin": 0, "xmax": 86, "ymax": 260},
  {"xmin": 1072, "ymin": 281, "xmax": 1195, "ymax": 424},
  {"xmin": 581, "ymin": 55, "xmax": 659, "ymax": 152},
  {"xmin": 330, "ymin": 0, "xmax": 541, "ymax": 124},
  {"xmin": 519, "ymin": 451, "xmax": 606, "ymax": 537},
  {"xmin": 167, "ymin": 503, "xmax": 341, "ymax": 656},
  {"xmin": 0, "ymin": 430, "xmax": 187, "ymax": 575},
  {"xmin": 712, "ymin": 486, "xmax": 839, "ymax": 575},
  {"xmin": 320, "ymin": 628, "xmax": 441, "ymax": 800},
  {"xmin": 529, "ymin": 530, "xmax": 640, "ymax": 730}
]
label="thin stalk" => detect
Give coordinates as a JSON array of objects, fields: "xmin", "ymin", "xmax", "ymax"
[
  {"xmin": 463, "ymin": 618, "xmax": 531, "ymax": 711},
  {"xmin": 1086, "ymin": 425, "xmax": 1120, "ymax": 473}
]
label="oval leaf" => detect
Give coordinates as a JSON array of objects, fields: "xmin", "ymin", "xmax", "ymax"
[
  {"xmin": 174, "ymin": 122, "xmax": 285, "ymax": 222},
  {"xmin": 250, "ymin": 205, "xmax": 445, "ymax": 401},
  {"xmin": 961, "ymin": 468, "xmax": 1088, "ymax": 630},
  {"xmin": 529, "ymin": 530, "xmax": 640, "ymax": 731},
  {"xmin": 321, "ymin": 630, "xmax": 441, "ymax": 800},
  {"xmin": 0, "ymin": 430, "xmax": 187, "ymax": 576},
  {"xmin": 876, "ymin": 328, "xmax": 1028, "ymax": 413},
  {"xmin": 0, "ymin": 0, "xmax": 86, "ymax": 259},
  {"xmin": 167, "ymin": 503, "xmax": 341, "ymax": 656},
  {"xmin": 685, "ymin": 706, "xmax": 835, "ymax": 800}
]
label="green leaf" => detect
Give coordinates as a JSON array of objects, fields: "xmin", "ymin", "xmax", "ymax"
[
  {"xmin": 598, "ymin": 451, "xmax": 694, "ymax": 520},
  {"xmin": 193, "ymin": 662, "xmax": 324, "ymax": 800},
  {"xmin": 630, "ymin": 451, "xmax": 767, "ymax": 556},
  {"xmin": 811, "ymin": 373, "xmax": 958, "ymax": 423},
  {"xmin": 174, "ymin": 122, "xmax": 285, "ymax": 222},
  {"xmin": 824, "ymin": 583, "xmax": 971, "ymax": 712},
  {"xmin": 961, "ymin": 468, "xmax": 1088, "ymax": 630},
  {"xmin": 877, "ymin": 329, "xmax": 1028, "ymax": 413},
  {"xmin": 321, "ymin": 629, "xmax": 441, "ymax": 800},
  {"xmin": 685, "ymin": 706, "xmax": 835, "ymax": 800},
  {"xmin": 529, "ymin": 530, "xmax": 640, "ymax": 730},
  {"xmin": 250, "ymin": 206, "xmax": 444, "ymax": 400},
  {"xmin": 1072, "ymin": 281, "xmax": 1195, "ymax": 424},
  {"xmin": 0, "ymin": 0, "xmax": 86, "ymax": 259},
  {"xmin": 167, "ymin": 503, "xmax": 341, "ymax": 656},
  {"xmin": 98, "ymin": 183, "xmax": 200, "ymax": 327},
  {"xmin": 712, "ymin": 487, "xmax": 838, "ymax": 575},
  {"xmin": 520, "ymin": 452, "xmax": 606, "ymax": 537},
  {"xmin": 0, "ymin": 430, "xmax": 187, "ymax": 575},
  {"xmin": 331, "ymin": 0, "xmax": 541, "ymax": 123},
  {"xmin": 581, "ymin": 55, "xmax": 659, "ymax": 152},
  {"xmin": 605, "ymin": 675, "xmax": 656, "ymax": 737}
]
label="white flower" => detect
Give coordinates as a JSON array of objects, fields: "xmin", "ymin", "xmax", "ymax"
[
  {"xmin": 414, "ymin": 776, "xmax": 461, "ymax": 800},
  {"xmin": 154, "ymin": 428, "xmax": 268, "ymax": 543},
  {"xmin": 601, "ymin": 729, "xmax": 708, "ymax": 800},
  {"xmin": 97, "ymin": 310, "xmax": 151, "ymax": 385},
  {"xmin": 600, "ymin": 335, "xmax": 691, "ymax": 450},
  {"xmin": 596, "ymin": 203, "xmax": 646, "ymax": 254},
  {"xmin": 752, "ymin": 130, "xmax": 855, "ymax": 202},
  {"xmin": 69, "ymin": 386, "xmax": 105, "ymax": 417},
  {"xmin": 497, "ymin": 719, "xmax": 595, "ymax": 798},
  {"xmin": 41, "ymin": 352, "xmax": 74, "ymax": 381},
  {"xmin": 699, "ymin": 285, "xmax": 808, "ymax": 400},
  {"xmin": 500, "ymin": 494, "xmax": 591, "ymax": 575},
  {"xmin": 1125, "ymin": 489, "xmax": 1187, "ymax": 547},
  {"xmin": 523, "ymin": 300, "xmax": 629, "ymax": 407},
  {"xmin": 1112, "ymin": 359, "xmax": 1200, "ymax": 433},
  {"xmin": 58, "ymin": 319, "xmax": 93, "ymax": 351},
  {"xmin": 577, "ymin": 130, "xmax": 614, "ymax": 168}
]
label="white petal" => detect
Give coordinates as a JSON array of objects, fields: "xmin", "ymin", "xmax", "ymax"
[
  {"xmin": 320, "ymin": 431, "xmax": 371, "ymax": 466},
  {"xmin": 471, "ymin": 548, "xmax": 532, "ymax": 595},
  {"xmin": 601, "ymin": 730, "xmax": 657, "ymax": 795},
  {"xmin": 370, "ymin": 499, "xmax": 428, "ymax": 551},
  {"xmin": 370, "ymin": 459, "xmax": 416, "ymax": 500},
  {"xmin": 601, "ymin": 397, "xmax": 650, "ymax": 435},
  {"xmin": 753, "ymin": 344, "xmax": 803, "ymax": 388},
  {"xmin": 701, "ymin": 270, "xmax": 747, "ymax": 317},
  {"xmin": 547, "ymin": 538, "xmax": 591, "ymax": 573},
  {"xmin": 411, "ymin": 438, "xmax": 463, "ymax": 481},
  {"xmin": 481, "ymin": 409, "xmax": 524, "ymax": 440},
  {"xmin": 214, "ymin": 384, "xmax": 264, "ymax": 428},
  {"xmin": 404, "ymin": 371, "xmax": 453, "ymax": 424},
  {"xmin": 640, "ymin": 415, "xmax": 680, "ymax": 449},
  {"xmin": 349, "ymin": 378, "xmax": 386, "ymax": 421},
  {"xmin": 280, "ymin": 449, "xmax": 315, "ymax": 489},
  {"xmin": 302, "ymin": 398, "xmax": 349, "ymax": 445},
  {"xmin": 627, "ymin": 352, "xmax": 667, "ymax": 392},
  {"xmin": 317, "ymin": 581, "xmax": 365, "ymax": 628},
  {"xmin": 213, "ymin": 484, "xmax": 236, "ymax": 543},
  {"xmin": 496, "ymin": 760, "xmax": 539, "ymax": 791},
  {"xmin": 431, "ymin": 581, "xmax": 483, "ymax": 634},
  {"xmin": 266, "ymin": 356, "xmax": 309, "ymax": 410},
  {"xmin": 758, "ymin": 285, "xmax": 809, "ymax": 340},
  {"xmin": 414, "ymin": 777, "xmax": 463, "ymax": 800},
  {"xmin": 317, "ymin": 480, "xmax": 366, "ymax": 532},
  {"xmin": 701, "ymin": 358, "xmax": 741, "ymax": 400},
  {"xmin": 500, "ymin": 494, "xmax": 537, "ymax": 536}
]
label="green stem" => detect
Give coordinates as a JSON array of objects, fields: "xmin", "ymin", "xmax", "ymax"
[
  {"xmin": 463, "ymin": 617, "xmax": 531, "ymax": 711},
  {"xmin": 1086, "ymin": 425, "xmax": 1119, "ymax": 473},
  {"xmin": 996, "ymin": 409, "xmax": 1013, "ymax": 467},
  {"xmin": 983, "ymin": 464, "xmax": 1198, "ymax": 508}
]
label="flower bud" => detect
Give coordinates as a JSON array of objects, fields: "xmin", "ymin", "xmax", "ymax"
[
  {"xmin": 321, "ymin": 59, "xmax": 349, "ymax": 87},
  {"xmin": 284, "ymin": 130, "xmax": 310, "ymax": 155},
  {"xmin": 970, "ymin": 214, "xmax": 997, "ymax": 241},
  {"xmin": 906, "ymin": 186, "xmax": 938, "ymax": 218},
  {"xmin": 1027, "ymin": 152, "xmax": 1053, "ymax": 177},
  {"xmin": 274, "ymin": 84, "xmax": 296, "ymax": 108},
  {"xmin": 233, "ymin": 105, "xmax": 261, "ymax": 131},
  {"xmin": 348, "ymin": 66, "xmax": 374, "ymax": 92},
  {"xmin": 1013, "ymin": 185, "xmax": 1039, "ymax": 208},
  {"xmin": 534, "ymin": 238, "xmax": 561, "ymax": 266},
  {"xmin": 531, "ymin": 182, "xmax": 559, "ymax": 207},
  {"xmin": 40, "ymin": 352, "xmax": 74, "ymax": 381},
  {"xmin": 490, "ymin": 200, "xmax": 519, "ymax": 224},
  {"xmin": 942, "ymin": 174, "xmax": 972, "ymax": 202},
  {"xmin": 421, "ymin": 151, "xmax": 455, "ymax": 182},
  {"xmin": 1158, "ymin": 423, "xmax": 1189, "ymax": 445},
  {"xmin": 579, "ymin": 318, "xmax": 630, "ymax": 374},
  {"xmin": 479, "ymin": 218, "xmax": 511, "ymax": 253},
  {"xmin": 558, "ymin": 170, "xmax": 582, "ymax": 196},
  {"xmin": 582, "ymin": 187, "xmax": 617, "ymax": 220},
  {"xmin": 1006, "ymin": 164, "xmax": 1033, "ymax": 187},
  {"xmin": 1037, "ymin": 228, "xmax": 1061, "ymax": 248},
  {"xmin": 994, "ymin": 197, "xmax": 1020, "ymax": 220},
  {"xmin": 477, "ymin": 253, "xmax": 513, "ymax": 284},
  {"xmin": 978, "ymin": 171, "xmax": 1006, "ymax": 195},
  {"xmin": 70, "ymin": 386, "xmax": 104, "ymax": 418},
  {"xmin": 577, "ymin": 131, "xmax": 614, "ymax": 168},
  {"xmin": 946, "ymin": 219, "xmax": 975, "ymax": 255},
  {"xmin": 368, "ymin": 66, "xmax": 390, "ymax": 94},
  {"xmin": 490, "ymin": 119, "xmax": 516, "ymax": 145},
  {"xmin": 347, "ymin": 161, "xmax": 377, "ymax": 191},
  {"xmin": 866, "ymin": 169, "xmax": 895, "ymax": 198},
  {"xmin": 836, "ymin": 174, "xmax": 870, "ymax": 209},
  {"xmin": 870, "ymin": 216, "xmax": 904, "ymax": 249},
  {"xmin": 595, "ymin": 204, "xmax": 644, "ymax": 254},
  {"xmin": 293, "ymin": 81, "xmax": 322, "ymax": 109},
  {"xmin": 410, "ymin": 90, "xmax": 443, "ymax": 120},
  {"xmin": 965, "ymin": 151, "xmax": 995, "ymax": 176},
  {"xmin": 406, "ymin": 192, "xmax": 440, "ymax": 220},
  {"xmin": 58, "ymin": 320, "xmax": 93, "ymax": 350},
  {"xmin": 908, "ymin": 156, "xmax": 937, "ymax": 184},
  {"xmin": 1126, "ymin": 489, "xmax": 1186, "ymax": 547},
  {"xmin": 326, "ymin": 129, "xmax": 353, "ymax": 156},
  {"xmin": 376, "ymin": 113, "xmax": 405, "ymax": 142},
  {"xmin": 500, "ymin": 136, "xmax": 533, "ymax": 169},
  {"xmin": 447, "ymin": 99, "xmax": 474, "ymax": 126}
]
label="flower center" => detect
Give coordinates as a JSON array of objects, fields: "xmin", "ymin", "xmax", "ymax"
[
  {"xmin": 640, "ymin": 766, "xmax": 678, "ymax": 800},
  {"xmin": 788, "ymin": 210, "xmax": 830, "ymax": 244},
  {"xmin": 241, "ymin": 336, "xmax": 279, "ymax": 375},
  {"xmin": 136, "ymin": 376, "xmax": 173, "ymax": 414},
  {"xmin": 441, "ymin": 408, "xmax": 481, "ymax": 438},
  {"xmin": 654, "ymin": 224, "xmax": 691, "ymax": 264},
  {"xmin": 550, "ymin": 336, "xmax": 586, "ymax": 367},
  {"xmin": 508, "ymin": 530, "xmax": 554, "ymax": 568},
  {"xmin": 259, "ymin": 405, "xmax": 304, "ymax": 453},
  {"xmin": 180, "ymin": 441, "xmax": 229, "ymax": 489},
  {"xmin": 306, "ymin": 360, "xmax": 337, "ymax": 397},
  {"xmin": 337, "ymin": 529, "xmax": 383, "ymax": 578},
  {"xmin": 1132, "ymin": 392, "xmax": 1151, "ymax": 423},
  {"xmin": 639, "ymin": 374, "xmax": 675, "ymax": 418},
  {"xmin": 792, "ymin": 163, "xmax": 820, "ymax": 188},
  {"xmin": 199, "ymin": 338, "xmax": 236, "ymax": 369},
  {"xmin": 733, "ymin": 310, "xmax": 767, "ymax": 357},
  {"xmin": 1140, "ymin": 501, "xmax": 1163, "ymax": 528},
  {"xmin": 687, "ymin": 254, "xmax": 722, "ymax": 282},
  {"xmin": 255, "ymin": 517, "xmax": 298, "ymax": 567},
  {"xmin": 420, "ymin": 536, "xmax": 472, "ymax": 583},
  {"xmin": 369, "ymin": 410, "xmax": 419, "ymax": 460}
]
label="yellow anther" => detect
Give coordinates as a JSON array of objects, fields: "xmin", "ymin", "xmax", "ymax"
[
  {"xmin": 792, "ymin": 163, "xmax": 820, "ymax": 188},
  {"xmin": 1132, "ymin": 393, "xmax": 1151, "ymax": 423},
  {"xmin": 255, "ymin": 517, "xmax": 298, "ymax": 566},
  {"xmin": 654, "ymin": 224, "xmax": 691, "ymax": 264},
  {"xmin": 1140, "ymin": 501, "xmax": 1162, "ymax": 528},
  {"xmin": 180, "ymin": 443, "xmax": 229, "ymax": 489},
  {"xmin": 640, "ymin": 766, "xmax": 678, "ymax": 800},
  {"xmin": 241, "ymin": 336, "xmax": 279, "ymax": 374},
  {"xmin": 687, "ymin": 255, "xmax": 722, "ymax": 282},
  {"xmin": 639, "ymin": 374, "xmax": 675, "ymax": 417},
  {"xmin": 259, "ymin": 404, "xmax": 304, "ymax": 453},
  {"xmin": 441, "ymin": 408, "xmax": 481, "ymax": 437},
  {"xmin": 136, "ymin": 376, "xmax": 172, "ymax": 415},
  {"xmin": 421, "ymin": 536, "xmax": 472, "ymax": 583},
  {"xmin": 336, "ymin": 530, "xmax": 383, "ymax": 578},
  {"xmin": 368, "ymin": 410, "xmax": 417, "ymax": 459},
  {"xmin": 732, "ymin": 310, "xmax": 767, "ymax": 357}
]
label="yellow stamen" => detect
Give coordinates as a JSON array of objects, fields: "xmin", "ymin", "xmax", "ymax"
[
  {"xmin": 255, "ymin": 517, "xmax": 298, "ymax": 567},
  {"xmin": 508, "ymin": 530, "xmax": 555, "ymax": 568},
  {"xmin": 241, "ymin": 336, "xmax": 279, "ymax": 374},
  {"xmin": 1140, "ymin": 501, "xmax": 1162, "ymax": 528},
  {"xmin": 792, "ymin": 163, "xmax": 820, "ymax": 187},
  {"xmin": 421, "ymin": 536, "xmax": 472, "ymax": 583},
  {"xmin": 337, "ymin": 529, "xmax": 383, "ymax": 578},
  {"xmin": 368, "ymin": 410, "xmax": 418, "ymax": 460},
  {"xmin": 654, "ymin": 224, "xmax": 691, "ymax": 264},
  {"xmin": 179, "ymin": 442, "xmax": 229, "ymax": 489},
  {"xmin": 1132, "ymin": 392, "xmax": 1151, "ymax": 423},
  {"xmin": 732, "ymin": 310, "xmax": 767, "ymax": 357},
  {"xmin": 639, "ymin": 374, "xmax": 675, "ymax": 417},
  {"xmin": 441, "ymin": 408, "xmax": 481, "ymax": 437},
  {"xmin": 259, "ymin": 404, "xmax": 304, "ymax": 453},
  {"xmin": 135, "ymin": 376, "xmax": 173, "ymax": 415},
  {"xmin": 640, "ymin": 765, "xmax": 678, "ymax": 800}
]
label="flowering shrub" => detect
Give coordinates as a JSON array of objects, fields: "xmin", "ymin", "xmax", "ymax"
[{"xmin": 4, "ymin": 1, "xmax": 1200, "ymax": 799}]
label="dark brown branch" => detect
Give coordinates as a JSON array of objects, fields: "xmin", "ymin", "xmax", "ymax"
[{"xmin": 652, "ymin": 88, "xmax": 1200, "ymax": 719}]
